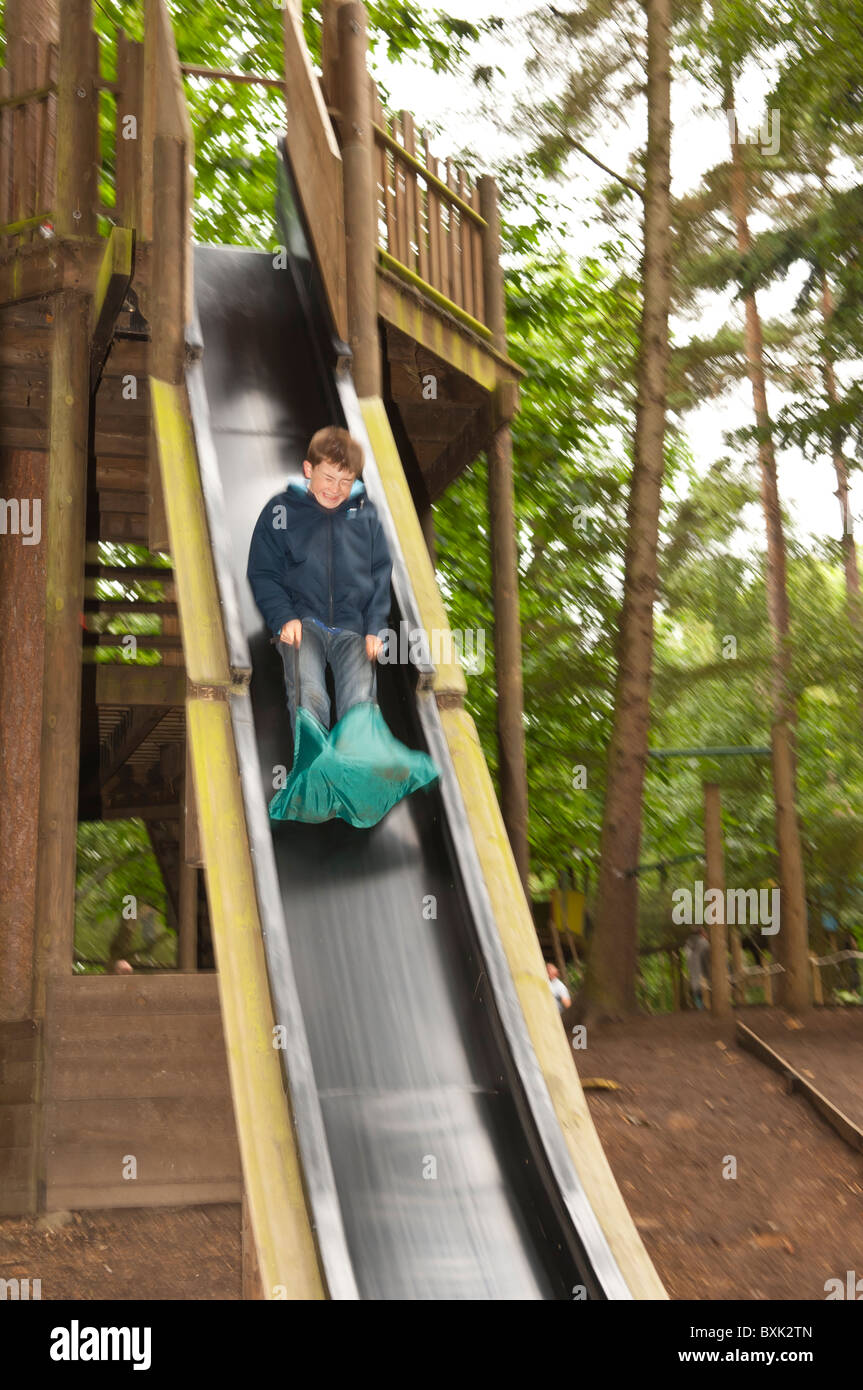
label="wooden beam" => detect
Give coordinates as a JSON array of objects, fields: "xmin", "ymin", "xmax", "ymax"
[
  {"xmin": 149, "ymin": 380, "xmax": 230, "ymax": 686},
  {"xmin": 479, "ymin": 174, "xmax": 529, "ymax": 893},
  {"xmin": 376, "ymin": 265, "xmax": 522, "ymax": 393},
  {"xmin": 55, "ymin": 0, "xmax": 99, "ymax": 238},
  {"xmin": 87, "ymin": 633, "xmax": 183, "ymax": 650},
  {"xmin": 32, "ymin": 291, "xmax": 91, "ymax": 1014},
  {"xmin": 180, "ymin": 63, "xmax": 285, "ymax": 89},
  {"xmin": 281, "ymin": 0, "xmax": 347, "ymax": 343},
  {"xmin": 737, "ymin": 1022, "xmax": 863, "ymax": 1155},
  {"xmin": 102, "ymin": 800, "xmax": 180, "ymax": 822},
  {"xmin": 100, "ymin": 705, "xmax": 166, "ymax": 787},
  {"xmin": 0, "ymin": 236, "xmax": 105, "ymax": 305},
  {"xmin": 94, "ymin": 663, "xmax": 185, "ymax": 706},
  {"xmin": 183, "ymin": 712, "xmax": 203, "ymax": 868},
  {"xmin": 90, "ymin": 226, "xmax": 134, "ymax": 391},
  {"xmin": 85, "ymin": 561, "xmax": 173, "ymax": 582},
  {"xmin": 115, "ymin": 33, "xmax": 144, "ymax": 230}
]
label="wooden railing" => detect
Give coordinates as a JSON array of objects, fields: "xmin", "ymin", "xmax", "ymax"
[
  {"xmin": 0, "ymin": 0, "xmax": 174, "ymax": 255},
  {"xmin": 371, "ymin": 84, "xmax": 490, "ymax": 338},
  {"xmin": 0, "ymin": 38, "xmax": 59, "ymax": 249}
]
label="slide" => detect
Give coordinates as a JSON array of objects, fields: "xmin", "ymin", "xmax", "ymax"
[{"xmin": 181, "ymin": 150, "xmax": 640, "ymax": 1300}]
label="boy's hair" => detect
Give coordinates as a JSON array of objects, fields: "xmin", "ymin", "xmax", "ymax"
[{"xmin": 307, "ymin": 426, "xmax": 364, "ymax": 478}]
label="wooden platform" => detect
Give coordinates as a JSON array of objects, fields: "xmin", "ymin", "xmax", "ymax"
[
  {"xmin": 41, "ymin": 973, "xmax": 241, "ymax": 1212},
  {"xmin": 0, "ymin": 1019, "xmax": 40, "ymax": 1216}
]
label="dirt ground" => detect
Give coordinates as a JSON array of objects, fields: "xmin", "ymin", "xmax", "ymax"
[
  {"xmin": 2, "ymin": 1007, "xmax": 860, "ymax": 1301},
  {"xmin": 578, "ymin": 1007, "xmax": 863, "ymax": 1300},
  {"xmin": 0, "ymin": 1203, "xmax": 241, "ymax": 1300}
]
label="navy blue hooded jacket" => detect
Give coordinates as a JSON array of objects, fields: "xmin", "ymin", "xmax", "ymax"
[{"xmin": 246, "ymin": 479, "xmax": 393, "ymax": 639}]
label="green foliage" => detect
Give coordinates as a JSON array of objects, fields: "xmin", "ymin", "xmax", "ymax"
[
  {"xmin": 435, "ymin": 237, "xmax": 640, "ymax": 884},
  {"xmin": 75, "ymin": 820, "xmax": 175, "ymax": 970}
]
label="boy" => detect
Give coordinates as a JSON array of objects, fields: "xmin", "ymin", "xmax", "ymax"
[{"xmin": 246, "ymin": 426, "xmax": 392, "ymax": 738}]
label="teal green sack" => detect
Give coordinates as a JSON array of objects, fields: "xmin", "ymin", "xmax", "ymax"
[{"xmin": 268, "ymin": 700, "xmax": 440, "ymax": 828}]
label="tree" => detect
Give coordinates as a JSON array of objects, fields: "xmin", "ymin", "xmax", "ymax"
[{"xmin": 586, "ymin": 0, "xmax": 673, "ymax": 1017}]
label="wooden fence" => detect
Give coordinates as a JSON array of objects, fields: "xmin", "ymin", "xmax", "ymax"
[
  {"xmin": 0, "ymin": 38, "xmax": 59, "ymax": 248},
  {"xmin": 0, "ymin": 0, "xmax": 183, "ymax": 255},
  {"xmin": 371, "ymin": 84, "xmax": 489, "ymax": 335}
]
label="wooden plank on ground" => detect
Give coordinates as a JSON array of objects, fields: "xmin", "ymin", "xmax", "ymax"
[{"xmin": 736, "ymin": 1021, "xmax": 863, "ymax": 1155}]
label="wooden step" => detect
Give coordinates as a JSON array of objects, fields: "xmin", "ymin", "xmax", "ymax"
[{"xmin": 41, "ymin": 973, "xmax": 242, "ymax": 1210}]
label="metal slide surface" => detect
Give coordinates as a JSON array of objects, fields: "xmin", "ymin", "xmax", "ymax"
[{"xmin": 187, "ymin": 166, "xmax": 631, "ymax": 1300}]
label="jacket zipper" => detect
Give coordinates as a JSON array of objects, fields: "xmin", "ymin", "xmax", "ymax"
[{"xmin": 327, "ymin": 513, "xmax": 334, "ymax": 625}]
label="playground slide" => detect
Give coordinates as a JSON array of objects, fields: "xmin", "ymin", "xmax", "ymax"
[{"xmin": 174, "ymin": 150, "xmax": 662, "ymax": 1300}]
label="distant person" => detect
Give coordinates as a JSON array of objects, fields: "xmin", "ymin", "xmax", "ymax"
[
  {"xmin": 684, "ymin": 927, "xmax": 711, "ymax": 1010},
  {"xmin": 842, "ymin": 930, "xmax": 860, "ymax": 992},
  {"xmin": 546, "ymin": 961, "xmax": 571, "ymax": 1013}
]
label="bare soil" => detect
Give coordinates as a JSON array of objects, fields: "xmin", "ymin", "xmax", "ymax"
[
  {"xmin": 0, "ymin": 1203, "xmax": 241, "ymax": 1300},
  {"xmin": 578, "ymin": 1007, "xmax": 863, "ymax": 1300}
]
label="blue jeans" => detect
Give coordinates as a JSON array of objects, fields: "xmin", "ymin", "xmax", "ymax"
[{"xmin": 278, "ymin": 617, "xmax": 376, "ymax": 735}]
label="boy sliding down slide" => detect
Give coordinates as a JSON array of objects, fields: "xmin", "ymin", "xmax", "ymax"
[{"xmin": 246, "ymin": 426, "xmax": 439, "ymax": 827}]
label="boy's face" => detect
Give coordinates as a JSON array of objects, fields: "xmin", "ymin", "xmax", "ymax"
[{"xmin": 303, "ymin": 457, "xmax": 355, "ymax": 509}]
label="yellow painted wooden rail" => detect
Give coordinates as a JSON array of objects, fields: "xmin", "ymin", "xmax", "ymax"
[
  {"xmin": 360, "ymin": 395, "xmax": 667, "ymax": 1300},
  {"xmin": 150, "ymin": 377, "xmax": 325, "ymax": 1299}
]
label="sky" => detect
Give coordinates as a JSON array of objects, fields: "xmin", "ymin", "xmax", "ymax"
[{"xmin": 371, "ymin": 1, "xmax": 850, "ymax": 552}]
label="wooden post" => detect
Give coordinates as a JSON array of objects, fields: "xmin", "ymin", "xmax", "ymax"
[
  {"xmin": 242, "ymin": 1190, "xmax": 265, "ymax": 1299},
  {"xmin": 55, "ymin": 0, "xmax": 98, "ymax": 237},
  {"xmin": 703, "ymin": 781, "xmax": 731, "ymax": 1017},
  {"xmin": 338, "ymin": 2, "xmax": 380, "ymax": 397},
  {"xmin": 425, "ymin": 133, "xmax": 442, "ymax": 296},
  {"xmin": 670, "ymin": 948, "xmax": 681, "ymax": 1010},
  {"xmin": 148, "ymin": 130, "xmax": 188, "ymax": 549},
  {"xmin": 178, "ymin": 730, "xmax": 199, "ymax": 970},
  {"xmin": 478, "ymin": 173, "xmax": 529, "ymax": 892},
  {"xmin": 32, "ymin": 291, "xmax": 92, "ymax": 1014},
  {"xmin": 321, "ymin": 0, "xmax": 343, "ymax": 110},
  {"xmin": 0, "ymin": 447, "xmax": 47, "ymax": 1020},
  {"xmin": 115, "ymin": 32, "xmax": 144, "ymax": 231}
]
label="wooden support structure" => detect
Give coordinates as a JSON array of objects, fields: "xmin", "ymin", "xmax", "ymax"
[
  {"xmin": 90, "ymin": 226, "xmax": 134, "ymax": 390},
  {"xmin": 478, "ymin": 174, "xmax": 529, "ymax": 892},
  {"xmin": 178, "ymin": 726, "xmax": 200, "ymax": 969},
  {"xmin": 115, "ymin": 32, "xmax": 144, "ymax": 230},
  {"xmin": 338, "ymin": 2, "xmax": 380, "ymax": 397},
  {"xmin": 146, "ymin": 0, "xmax": 194, "ymax": 554},
  {"xmin": 55, "ymin": 0, "xmax": 99, "ymax": 238},
  {"xmin": 703, "ymin": 782, "xmax": 731, "ymax": 1017},
  {"xmin": 283, "ymin": 0, "xmax": 348, "ymax": 343},
  {"xmin": 32, "ymin": 291, "xmax": 92, "ymax": 1013}
]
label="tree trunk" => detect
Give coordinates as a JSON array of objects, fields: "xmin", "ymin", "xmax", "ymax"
[
  {"xmin": 583, "ymin": 0, "xmax": 672, "ymax": 1019},
  {"xmin": 820, "ymin": 276, "xmax": 863, "ymax": 630},
  {"xmin": 724, "ymin": 72, "xmax": 810, "ymax": 1012}
]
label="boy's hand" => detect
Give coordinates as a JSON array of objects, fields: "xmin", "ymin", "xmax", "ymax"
[
  {"xmin": 279, "ymin": 620, "xmax": 302, "ymax": 646},
  {"xmin": 366, "ymin": 634, "xmax": 383, "ymax": 661}
]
